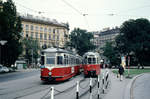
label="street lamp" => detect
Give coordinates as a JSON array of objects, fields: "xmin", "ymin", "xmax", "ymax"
[{"xmin": 0, "ymin": 40, "xmax": 7, "ymax": 65}]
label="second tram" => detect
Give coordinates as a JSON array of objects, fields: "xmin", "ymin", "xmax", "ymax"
[{"xmin": 83, "ymin": 52, "xmax": 101, "ymax": 77}]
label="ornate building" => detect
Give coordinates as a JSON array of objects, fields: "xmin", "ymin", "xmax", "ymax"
[{"xmin": 20, "ymin": 14, "xmax": 69, "ymax": 48}]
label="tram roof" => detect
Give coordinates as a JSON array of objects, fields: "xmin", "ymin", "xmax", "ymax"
[
  {"xmin": 83, "ymin": 52, "xmax": 100, "ymax": 57},
  {"xmin": 42, "ymin": 47, "xmax": 75, "ymax": 55}
]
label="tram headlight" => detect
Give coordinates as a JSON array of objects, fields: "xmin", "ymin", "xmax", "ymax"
[{"xmin": 48, "ymin": 72, "xmax": 52, "ymax": 75}]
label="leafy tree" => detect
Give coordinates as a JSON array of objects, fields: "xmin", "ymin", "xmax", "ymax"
[
  {"xmin": 22, "ymin": 38, "xmax": 41, "ymax": 65},
  {"xmin": 103, "ymin": 42, "xmax": 120, "ymax": 66},
  {"xmin": 65, "ymin": 28, "xmax": 95, "ymax": 56},
  {"xmin": 0, "ymin": 0, "xmax": 22, "ymax": 66},
  {"xmin": 116, "ymin": 18, "xmax": 150, "ymax": 65}
]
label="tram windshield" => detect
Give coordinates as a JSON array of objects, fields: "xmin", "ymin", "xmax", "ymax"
[
  {"xmin": 46, "ymin": 58, "xmax": 55, "ymax": 64},
  {"xmin": 87, "ymin": 57, "xmax": 96, "ymax": 64},
  {"xmin": 46, "ymin": 53, "xmax": 55, "ymax": 65},
  {"xmin": 88, "ymin": 58, "xmax": 92, "ymax": 64}
]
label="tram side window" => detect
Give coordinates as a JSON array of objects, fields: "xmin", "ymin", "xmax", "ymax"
[
  {"xmin": 57, "ymin": 56, "xmax": 63, "ymax": 65},
  {"xmin": 41, "ymin": 56, "xmax": 45, "ymax": 65},
  {"xmin": 64, "ymin": 55, "xmax": 68, "ymax": 65},
  {"xmin": 46, "ymin": 57, "xmax": 55, "ymax": 64},
  {"xmin": 84, "ymin": 57, "xmax": 87, "ymax": 64}
]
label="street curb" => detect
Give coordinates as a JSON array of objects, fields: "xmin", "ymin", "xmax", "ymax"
[{"xmin": 124, "ymin": 73, "xmax": 145, "ymax": 99}]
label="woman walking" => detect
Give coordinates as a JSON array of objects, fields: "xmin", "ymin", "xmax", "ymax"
[{"xmin": 118, "ymin": 65, "xmax": 124, "ymax": 81}]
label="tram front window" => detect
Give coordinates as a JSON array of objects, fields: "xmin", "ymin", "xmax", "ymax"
[
  {"xmin": 46, "ymin": 58, "xmax": 55, "ymax": 64},
  {"xmin": 88, "ymin": 58, "xmax": 92, "ymax": 64},
  {"xmin": 93, "ymin": 58, "xmax": 96, "ymax": 64}
]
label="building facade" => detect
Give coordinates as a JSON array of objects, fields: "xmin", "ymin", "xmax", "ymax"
[
  {"xmin": 20, "ymin": 14, "xmax": 69, "ymax": 48},
  {"xmin": 91, "ymin": 27, "xmax": 120, "ymax": 54},
  {"xmin": 99, "ymin": 27, "xmax": 120, "ymax": 49}
]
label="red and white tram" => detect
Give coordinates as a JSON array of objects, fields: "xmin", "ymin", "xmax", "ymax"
[
  {"xmin": 83, "ymin": 52, "xmax": 101, "ymax": 77},
  {"xmin": 40, "ymin": 48, "xmax": 82, "ymax": 81}
]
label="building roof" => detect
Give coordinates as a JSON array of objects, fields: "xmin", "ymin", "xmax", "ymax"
[
  {"xmin": 99, "ymin": 28, "xmax": 120, "ymax": 36},
  {"xmin": 20, "ymin": 14, "xmax": 69, "ymax": 29}
]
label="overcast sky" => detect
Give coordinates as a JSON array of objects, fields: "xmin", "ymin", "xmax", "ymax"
[{"xmin": 13, "ymin": 0, "xmax": 150, "ymax": 31}]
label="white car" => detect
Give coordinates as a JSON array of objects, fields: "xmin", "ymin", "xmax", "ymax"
[{"xmin": 0, "ymin": 65, "xmax": 9, "ymax": 73}]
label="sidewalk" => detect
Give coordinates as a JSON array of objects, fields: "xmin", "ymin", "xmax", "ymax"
[
  {"xmin": 103, "ymin": 70, "xmax": 150, "ymax": 99},
  {"xmin": 103, "ymin": 70, "xmax": 131, "ymax": 99}
]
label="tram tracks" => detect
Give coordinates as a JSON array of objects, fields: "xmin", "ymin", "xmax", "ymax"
[{"xmin": 0, "ymin": 75, "xmax": 86, "ymax": 99}]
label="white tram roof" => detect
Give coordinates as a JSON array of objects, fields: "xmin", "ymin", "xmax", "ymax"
[
  {"xmin": 83, "ymin": 52, "xmax": 100, "ymax": 57},
  {"xmin": 42, "ymin": 48, "xmax": 69, "ymax": 53},
  {"xmin": 42, "ymin": 48, "xmax": 79, "ymax": 56}
]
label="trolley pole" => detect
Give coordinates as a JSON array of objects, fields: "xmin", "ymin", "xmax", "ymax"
[
  {"xmin": 51, "ymin": 87, "xmax": 54, "ymax": 99},
  {"xmin": 76, "ymin": 81, "xmax": 79, "ymax": 99}
]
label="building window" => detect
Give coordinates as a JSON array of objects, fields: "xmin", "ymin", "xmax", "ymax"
[
  {"xmin": 26, "ymin": 31, "xmax": 29, "ymax": 37},
  {"xmin": 35, "ymin": 26, "xmax": 38, "ymax": 31},
  {"xmin": 30, "ymin": 25, "xmax": 34, "ymax": 31},
  {"xmin": 25, "ymin": 24, "xmax": 29, "ymax": 31},
  {"xmin": 53, "ymin": 29, "xmax": 55, "ymax": 34},
  {"xmin": 31, "ymin": 32, "xmax": 34, "ymax": 38},
  {"xmin": 35, "ymin": 32, "xmax": 38, "ymax": 39},
  {"xmin": 49, "ymin": 34, "xmax": 51, "ymax": 40},
  {"xmin": 44, "ymin": 34, "xmax": 47, "ymax": 40},
  {"xmin": 57, "ymin": 35, "xmax": 59, "ymax": 41},
  {"xmin": 40, "ymin": 27, "xmax": 43, "ymax": 32},
  {"xmin": 40, "ymin": 33, "xmax": 43, "ymax": 40},
  {"xmin": 53, "ymin": 35, "xmax": 55, "ymax": 40},
  {"xmin": 57, "ymin": 29, "xmax": 59, "ymax": 34},
  {"xmin": 44, "ymin": 27, "xmax": 47, "ymax": 33},
  {"xmin": 48, "ymin": 28, "xmax": 51, "ymax": 32}
]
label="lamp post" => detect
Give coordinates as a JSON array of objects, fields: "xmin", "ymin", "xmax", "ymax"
[{"xmin": 0, "ymin": 40, "xmax": 7, "ymax": 65}]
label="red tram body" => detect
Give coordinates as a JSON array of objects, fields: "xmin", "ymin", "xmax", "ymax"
[
  {"xmin": 40, "ymin": 48, "xmax": 82, "ymax": 82},
  {"xmin": 83, "ymin": 52, "xmax": 101, "ymax": 77}
]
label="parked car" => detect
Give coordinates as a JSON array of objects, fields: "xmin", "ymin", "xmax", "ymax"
[
  {"xmin": 0, "ymin": 65, "xmax": 9, "ymax": 73},
  {"xmin": 8, "ymin": 67, "xmax": 15, "ymax": 72}
]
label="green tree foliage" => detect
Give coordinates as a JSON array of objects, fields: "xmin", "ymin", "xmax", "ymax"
[
  {"xmin": 0, "ymin": 0, "xmax": 22, "ymax": 66},
  {"xmin": 116, "ymin": 18, "xmax": 150, "ymax": 65},
  {"xmin": 22, "ymin": 38, "xmax": 41, "ymax": 64},
  {"xmin": 66, "ymin": 28, "xmax": 95, "ymax": 56},
  {"xmin": 103, "ymin": 42, "xmax": 120, "ymax": 66}
]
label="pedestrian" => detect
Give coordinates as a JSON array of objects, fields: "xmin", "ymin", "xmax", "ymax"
[{"xmin": 118, "ymin": 65, "xmax": 124, "ymax": 81}]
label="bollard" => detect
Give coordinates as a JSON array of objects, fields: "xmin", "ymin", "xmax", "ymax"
[
  {"xmin": 90, "ymin": 77, "xmax": 92, "ymax": 93},
  {"xmin": 98, "ymin": 75, "xmax": 100, "ymax": 99},
  {"xmin": 51, "ymin": 87, "xmax": 54, "ymax": 99},
  {"xmin": 102, "ymin": 74, "xmax": 105, "ymax": 94},
  {"xmin": 105, "ymin": 72, "xmax": 109, "ymax": 89},
  {"xmin": 76, "ymin": 81, "xmax": 79, "ymax": 99}
]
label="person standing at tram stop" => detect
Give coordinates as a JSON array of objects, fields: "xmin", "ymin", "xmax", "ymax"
[{"xmin": 118, "ymin": 65, "xmax": 124, "ymax": 81}]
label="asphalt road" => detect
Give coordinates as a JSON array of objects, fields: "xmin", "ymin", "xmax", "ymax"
[
  {"xmin": 0, "ymin": 69, "xmax": 40, "ymax": 83},
  {"xmin": 0, "ymin": 69, "xmax": 96, "ymax": 99},
  {"xmin": 132, "ymin": 73, "xmax": 150, "ymax": 99}
]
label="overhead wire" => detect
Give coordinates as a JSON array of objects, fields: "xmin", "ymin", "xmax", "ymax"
[
  {"xmin": 61, "ymin": 0, "xmax": 83, "ymax": 15},
  {"xmin": 15, "ymin": 1, "xmax": 44, "ymax": 15},
  {"xmin": 107, "ymin": 4, "xmax": 150, "ymax": 17}
]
